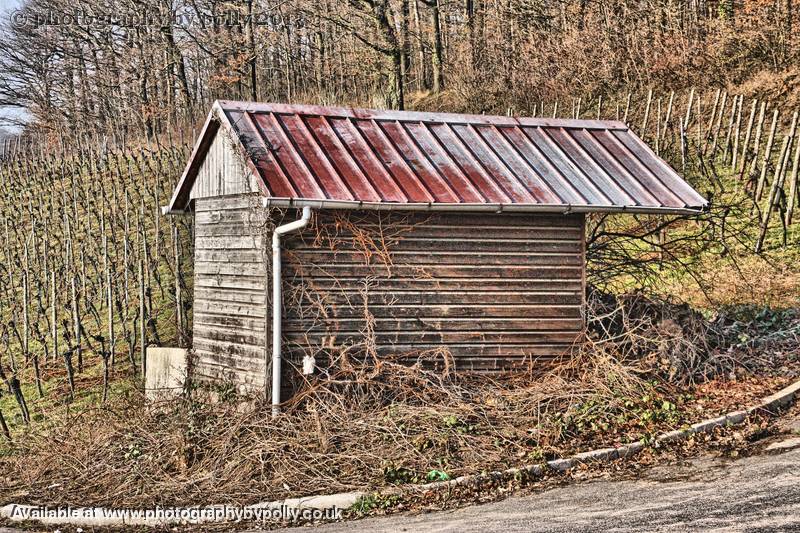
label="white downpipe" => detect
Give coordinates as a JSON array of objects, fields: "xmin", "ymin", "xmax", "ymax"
[{"xmin": 271, "ymin": 206, "xmax": 312, "ymax": 417}]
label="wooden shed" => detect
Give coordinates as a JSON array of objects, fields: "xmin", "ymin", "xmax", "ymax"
[{"xmin": 164, "ymin": 101, "xmax": 707, "ymax": 406}]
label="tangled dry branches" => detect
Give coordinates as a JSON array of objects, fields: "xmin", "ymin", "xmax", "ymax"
[{"xmin": 2, "ymin": 289, "xmax": 796, "ymax": 509}]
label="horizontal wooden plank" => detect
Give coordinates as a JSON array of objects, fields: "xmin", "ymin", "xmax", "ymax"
[
  {"xmin": 195, "ymin": 299, "xmax": 267, "ymax": 318},
  {"xmin": 192, "ymin": 375, "xmax": 264, "ymax": 395},
  {"xmin": 194, "ymin": 355, "xmax": 265, "ymax": 379},
  {"xmin": 194, "ymin": 286, "xmax": 267, "ymax": 305},
  {"xmin": 195, "ymin": 325, "xmax": 266, "ymax": 346},
  {"xmin": 196, "ymin": 223, "xmax": 269, "ymax": 238},
  {"xmin": 193, "ymin": 353, "xmax": 266, "ymax": 376},
  {"xmin": 285, "ymin": 330, "xmax": 581, "ymax": 344},
  {"xmin": 285, "ymin": 290, "xmax": 581, "ymax": 306},
  {"xmin": 195, "ymin": 249, "xmax": 267, "ymax": 264},
  {"xmin": 192, "ymin": 357, "xmax": 266, "ymax": 388},
  {"xmin": 196, "ymin": 262, "xmax": 268, "ymax": 277},
  {"xmin": 280, "ymin": 353, "xmax": 565, "ymax": 372},
  {"xmin": 192, "ymin": 348, "xmax": 265, "ymax": 369},
  {"xmin": 283, "ymin": 277, "xmax": 582, "ymax": 292},
  {"xmin": 194, "ymin": 338, "xmax": 267, "ymax": 360},
  {"xmin": 385, "ymin": 344, "xmax": 577, "ymax": 357},
  {"xmin": 284, "ymin": 343, "xmax": 576, "ymax": 358},
  {"xmin": 288, "ymin": 238, "xmax": 581, "ymax": 254},
  {"xmin": 284, "ymin": 264, "xmax": 582, "ymax": 280},
  {"xmin": 297, "ymin": 223, "xmax": 582, "ymax": 238},
  {"xmin": 194, "ymin": 313, "xmax": 266, "ymax": 331},
  {"xmin": 195, "ymin": 194, "xmax": 262, "ymax": 211},
  {"xmin": 195, "ymin": 273, "xmax": 267, "ymax": 291},
  {"xmin": 195, "ymin": 209, "xmax": 267, "ymax": 225},
  {"xmin": 286, "ymin": 250, "xmax": 581, "ymax": 267},
  {"xmin": 195, "ymin": 235, "xmax": 265, "ymax": 250},
  {"xmin": 284, "ymin": 303, "xmax": 582, "ymax": 319},
  {"xmin": 283, "ymin": 317, "xmax": 583, "ymax": 332}
]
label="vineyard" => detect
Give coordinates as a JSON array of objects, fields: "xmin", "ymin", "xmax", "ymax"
[
  {"xmin": 0, "ymin": 134, "xmax": 194, "ymax": 438},
  {"xmin": 0, "ymin": 86, "xmax": 799, "ymax": 442}
]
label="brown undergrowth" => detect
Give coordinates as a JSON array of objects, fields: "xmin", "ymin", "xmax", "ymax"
[{"xmin": 1, "ymin": 294, "xmax": 797, "ymax": 509}]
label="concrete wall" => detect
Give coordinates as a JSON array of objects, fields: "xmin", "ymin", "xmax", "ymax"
[{"xmin": 145, "ymin": 347, "xmax": 188, "ymax": 400}]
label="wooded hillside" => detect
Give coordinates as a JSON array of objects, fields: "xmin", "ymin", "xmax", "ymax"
[{"xmin": 0, "ymin": 0, "xmax": 798, "ymax": 138}]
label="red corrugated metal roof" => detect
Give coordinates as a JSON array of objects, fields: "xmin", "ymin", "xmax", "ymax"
[{"xmin": 166, "ymin": 101, "xmax": 708, "ymax": 215}]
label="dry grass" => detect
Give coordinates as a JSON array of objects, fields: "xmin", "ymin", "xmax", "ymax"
[
  {"xmin": 0, "ymin": 358, "xmax": 637, "ymax": 508},
  {"xmin": 0, "ymin": 288, "xmax": 800, "ymax": 506},
  {"xmin": 3, "ymin": 292, "xmax": 795, "ymax": 509},
  {"xmin": 665, "ymin": 252, "xmax": 800, "ymax": 309}
]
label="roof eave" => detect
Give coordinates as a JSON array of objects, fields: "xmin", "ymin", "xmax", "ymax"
[{"xmin": 260, "ymin": 197, "xmax": 708, "ymax": 216}]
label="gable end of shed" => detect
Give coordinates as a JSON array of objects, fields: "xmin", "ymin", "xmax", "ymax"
[{"xmin": 190, "ymin": 127, "xmax": 261, "ymax": 202}]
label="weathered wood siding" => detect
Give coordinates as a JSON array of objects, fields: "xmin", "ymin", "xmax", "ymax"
[
  {"xmin": 190, "ymin": 130, "xmax": 260, "ymax": 200},
  {"xmin": 282, "ymin": 211, "xmax": 585, "ymax": 373},
  {"xmin": 192, "ymin": 194, "xmax": 269, "ymax": 391}
]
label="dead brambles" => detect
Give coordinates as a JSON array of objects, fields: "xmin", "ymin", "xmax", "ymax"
[{"xmin": 3, "ymin": 291, "xmax": 798, "ymax": 509}]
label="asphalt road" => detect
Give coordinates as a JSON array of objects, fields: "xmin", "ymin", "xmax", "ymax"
[{"xmin": 286, "ymin": 442, "xmax": 800, "ymax": 533}]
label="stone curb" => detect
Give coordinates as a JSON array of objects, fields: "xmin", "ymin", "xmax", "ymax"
[{"xmin": 2, "ymin": 376, "xmax": 799, "ymax": 528}]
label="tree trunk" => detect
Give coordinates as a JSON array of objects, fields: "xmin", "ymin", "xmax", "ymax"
[
  {"xmin": 246, "ymin": 0, "xmax": 258, "ymax": 101},
  {"xmin": 429, "ymin": 0, "xmax": 444, "ymax": 93},
  {"xmin": 401, "ymin": 0, "xmax": 411, "ymax": 91},
  {"xmin": 0, "ymin": 407, "xmax": 10, "ymax": 441},
  {"xmin": 391, "ymin": 49, "xmax": 405, "ymax": 109},
  {"xmin": 411, "ymin": 0, "xmax": 427, "ymax": 90}
]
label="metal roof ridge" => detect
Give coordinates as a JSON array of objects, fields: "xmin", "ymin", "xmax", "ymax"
[{"xmin": 215, "ymin": 100, "xmax": 630, "ymax": 130}]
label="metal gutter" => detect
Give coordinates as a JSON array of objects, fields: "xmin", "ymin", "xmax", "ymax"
[
  {"xmin": 260, "ymin": 197, "xmax": 707, "ymax": 216},
  {"xmin": 270, "ymin": 206, "xmax": 312, "ymax": 417}
]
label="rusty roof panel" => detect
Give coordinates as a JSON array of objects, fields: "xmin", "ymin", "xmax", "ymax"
[{"xmin": 167, "ymin": 101, "xmax": 708, "ymax": 214}]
